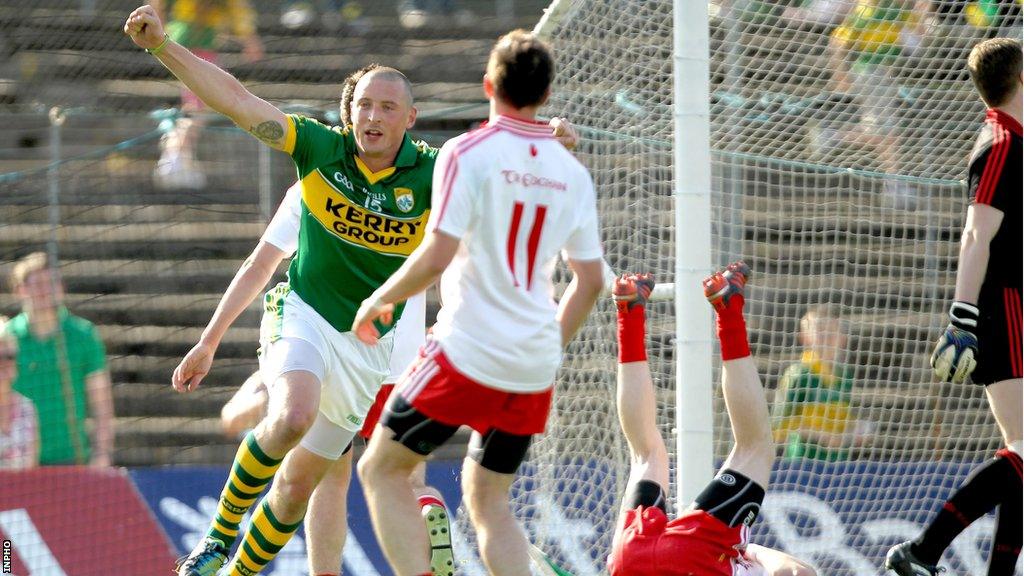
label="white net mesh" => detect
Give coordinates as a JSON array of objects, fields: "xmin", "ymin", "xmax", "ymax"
[{"xmin": 492, "ymin": 1, "xmax": 1023, "ymax": 575}]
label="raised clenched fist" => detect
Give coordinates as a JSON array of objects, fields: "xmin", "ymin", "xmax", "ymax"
[{"xmin": 124, "ymin": 5, "xmax": 166, "ymax": 51}]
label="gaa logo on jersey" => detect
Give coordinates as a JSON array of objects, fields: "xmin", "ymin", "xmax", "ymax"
[
  {"xmin": 394, "ymin": 187, "xmax": 415, "ymax": 213},
  {"xmin": 333, "ymin": 171, "xmax": 354, "ymax": 192}
]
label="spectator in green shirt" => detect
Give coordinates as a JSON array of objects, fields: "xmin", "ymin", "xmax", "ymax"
[
  {"xmin": 8, "ymin": 252, "xmax": 114, "ymax": 467},
  {"xmin": 772, "ymin": 305, "xmax": 869, "ymax": 461}
]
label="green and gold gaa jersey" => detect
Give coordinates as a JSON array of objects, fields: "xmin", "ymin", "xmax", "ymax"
[
  {"xmin": 772, "ymin": 350, "xmax": 854, "ymax": 462},
  {"xmin": 281, "ymin": 114, "xmax": 437, "ymax": 334},
  {"xmin": 832, "ymin": 0, "xmax": 917, "ymax": 66}
]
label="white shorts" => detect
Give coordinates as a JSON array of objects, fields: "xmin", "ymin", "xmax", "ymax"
[
  {"xmin": 299, "ymin": 411, "xmax": 357, "ymax": 460},
  {"xmin": 253, "ymin": 337, "xmax": 350, "ymax": 460},
  {"xmin": 259, "ymin": 287, "xmax": 394, "ymax": 439}
]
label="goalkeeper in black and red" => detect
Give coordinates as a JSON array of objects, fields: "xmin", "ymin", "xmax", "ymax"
[{"xmin": 886, "ymin": 38, "xmax": 1022, "ymax": 576}]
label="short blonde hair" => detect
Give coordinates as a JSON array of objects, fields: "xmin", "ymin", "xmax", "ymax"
[
  {"xmin": 9, "ymin": 251, "xmax": 51, "ymax": 291},
  {"xmin": 799, "ymin": 304, "xmax": 843, "ymax": 336}
]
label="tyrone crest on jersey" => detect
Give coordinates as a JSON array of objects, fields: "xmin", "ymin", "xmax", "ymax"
[{"xmin": 394, "ymin": 187, "xmax": 415, "ymax": 213}]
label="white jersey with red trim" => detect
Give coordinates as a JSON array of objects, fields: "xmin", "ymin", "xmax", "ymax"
[{"xmin": 428, "ymin": 115, "xmax": 603, "ymax": 393}]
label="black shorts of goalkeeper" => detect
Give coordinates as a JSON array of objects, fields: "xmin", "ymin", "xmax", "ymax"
[{"xmin": 972, "ymin": 285, "xmax": 1022, "ymax": 385}]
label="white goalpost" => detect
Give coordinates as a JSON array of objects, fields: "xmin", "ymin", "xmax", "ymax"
[
  {"xmin": 671, "ymin": 0, "xmax": 715, "ymax": 506},
  {"xmin": 538, "ymin": 0, "xmax": 717, "ymax": 512},
  {"xmin": 536, "ymin": 0, "xmax": 715, "ymax": 543}
]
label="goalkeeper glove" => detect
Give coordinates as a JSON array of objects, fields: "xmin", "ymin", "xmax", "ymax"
[{"xmin": 931, "ymin": 301, "xmax": 979, "ymax": 384}]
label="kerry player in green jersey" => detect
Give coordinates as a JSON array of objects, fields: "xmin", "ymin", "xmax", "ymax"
[
  {"xmin": 125, "ymin": 6, "xmax": 578, "ymax": 575},
  {"xmin": 126, "ymin": 6, "xmax": 435, "ymax": 575}
]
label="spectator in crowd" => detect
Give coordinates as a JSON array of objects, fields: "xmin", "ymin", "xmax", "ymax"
[
  {"xmin": 0, "ymin": 317, "xmax": 38, "ymax": 470},
  {"xmin": 773, "ymin": 305, "xmax": 868, "ymax": 461},
  {"xmin": 8, "ymin": 252, "xmax": 113, "ymax": 467},
  {"xmin": 781, "ymin": 0, "xmax": 858, "ymax": 29},
  {"xmin": 398, "ymin": 0, "xmax": 472, "ymax": 29},
  {"xmin": 964, "ymin": 0, "xmax": 1022, "ymax": 29},
  {"xmin": 279, "ymin": 1, "xmax": 366, "ymax": 33},
  {"xmin": 829, "ymin": 1, "xmax": 930, "ymax": 92},
  {"xmin": 822, "ymin": 0, "xmax": 931, "ymax": 204},
  {"xmin": 933, "ymin": 0, "xmax": 1022, "ymax": 31},
  {"xmin": 151, "ymin": 0, "xmax": 264, "ymax": 190},
  {"xmin": 724, "ymin": 0, "xmax": 856, "ymax": 30}
]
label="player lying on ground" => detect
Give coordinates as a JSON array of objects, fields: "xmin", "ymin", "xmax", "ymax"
[{"xmin": 607, "ymin": 266, "xmax": 816, "ymax": 576}]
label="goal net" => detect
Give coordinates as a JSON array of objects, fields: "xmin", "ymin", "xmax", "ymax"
[{"xmin": 496, "ymin": 1, "xmax": 1023, "ymax": 575}]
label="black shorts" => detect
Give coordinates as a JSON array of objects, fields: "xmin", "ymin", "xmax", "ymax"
[
  {"xmin": 381, "ymin": 395, "xmax": 534, "ymax": 474},
  {"xmin": 973, "ymin": 286, "xmax": 1022, "ymax": 385},
  {"xmin": 622, "ymin": 468, "xmax": 765, "ymax": 528}
]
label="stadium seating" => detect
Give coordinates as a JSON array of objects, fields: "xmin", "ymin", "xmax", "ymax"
[{"xmin": 0, "ymin": 0, "xmax": 997, "ymax": 466}]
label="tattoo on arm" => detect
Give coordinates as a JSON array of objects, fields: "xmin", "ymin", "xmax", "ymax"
[{"xmin": 250, "ymin": 121, "xmax": 285, "ymax": 146}]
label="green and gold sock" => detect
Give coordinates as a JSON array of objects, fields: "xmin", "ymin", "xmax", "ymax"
[
  {"xmin": 207, "ymin": 432, "xmax": 283, "ymax": 548},
  {"xmin": 229, "ymin": 499, "xmax": 303, "ymax": 576}
]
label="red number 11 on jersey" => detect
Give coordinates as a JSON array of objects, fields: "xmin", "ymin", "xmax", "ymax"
[{"xmin": 506, "ymin": 201, "xmax": 548, "ymax": 289}]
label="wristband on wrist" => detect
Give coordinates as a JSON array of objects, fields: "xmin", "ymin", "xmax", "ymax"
[
  {"xmin": 146, "ymin": 34, "xmax": 170, "ymax": 55},
  {"xmin": 949, "ymin": 301, "xmax": 979, "ymax": 330}
]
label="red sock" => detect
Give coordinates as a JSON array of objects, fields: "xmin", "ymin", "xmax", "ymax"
[
  {"xmin": 617, "ymin": 303, "xmax": 647, "ymax": 363},
  {"xmin": 716, "ymin": 294, "xmax": 750, "ymax": 361},
  {"xmin": 418, "ymin": 494, "xmax": 446, "ymax": 510}
]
